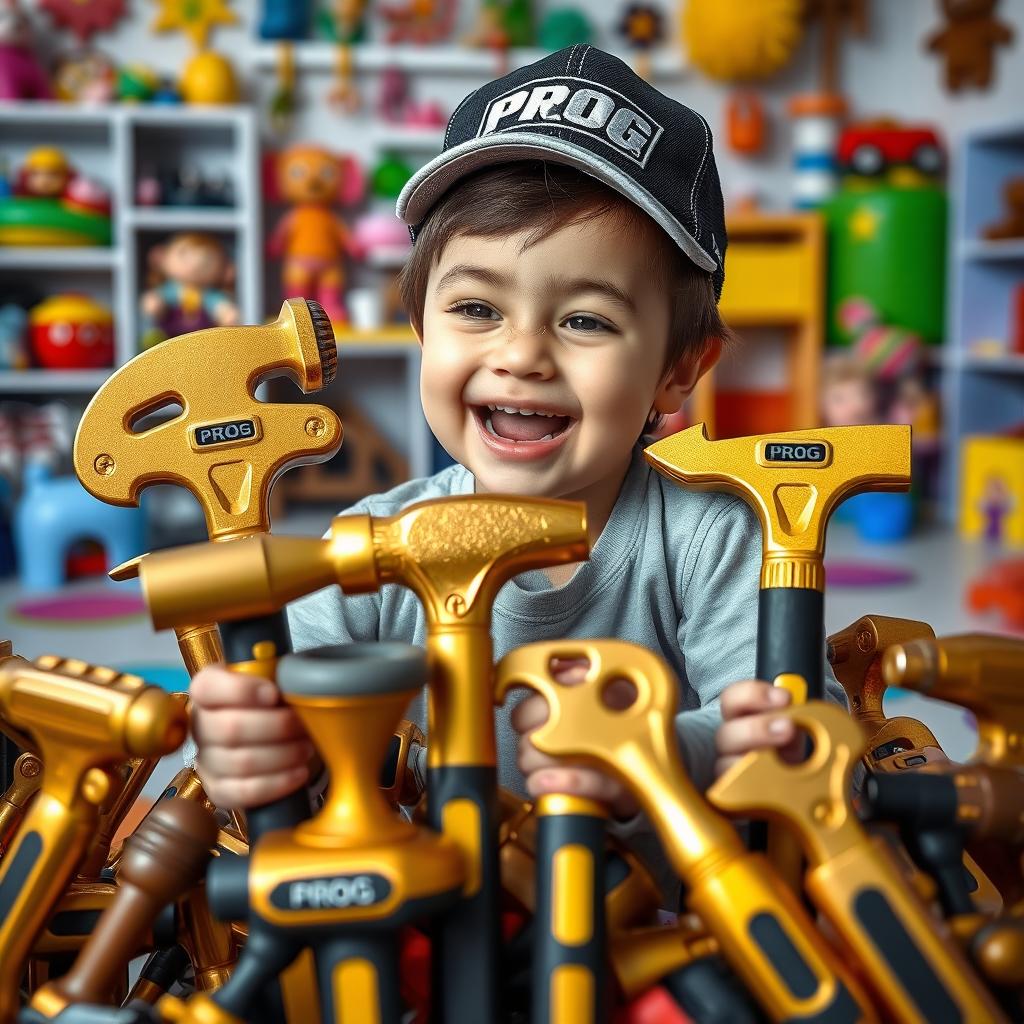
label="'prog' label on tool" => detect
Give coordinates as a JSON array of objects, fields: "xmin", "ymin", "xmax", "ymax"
[
  {"xmin": 760, "ymin": 441, "xmax": 831, "ymax": 465},
  {"xmin": 192, "ymin": 418, "xmax": 258, "ymax": 450},
  {"xmin": 271, "ymin": 873, "xmax": 391, "ymax": 912}
]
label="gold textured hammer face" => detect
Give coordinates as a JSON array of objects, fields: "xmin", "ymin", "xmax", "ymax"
[
  {"xmin": 73, "ymin": 299, "xmax": 342, "ymax": 540},
  {"xmin": 645, "ymin": 424, "xmax": 911, "ymax": 590}
]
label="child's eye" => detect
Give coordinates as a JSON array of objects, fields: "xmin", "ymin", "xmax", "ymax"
[
  {"xmin": 449, "ymin": 301, "xmax": 500, "ymax": 321},
  {"xmin": 562, "ymin": 314, "xmax": 613, "ymax": 333}
]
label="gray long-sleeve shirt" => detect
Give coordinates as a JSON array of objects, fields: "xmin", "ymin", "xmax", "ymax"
[{"xmin": 286, "ymin": 442, "xmax": 847, "ymax": 799}]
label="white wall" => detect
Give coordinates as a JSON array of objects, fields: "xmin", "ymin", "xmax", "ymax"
[{"xmin": 21, "ymin": 0, "xmax": 1024, "ymax": 209}]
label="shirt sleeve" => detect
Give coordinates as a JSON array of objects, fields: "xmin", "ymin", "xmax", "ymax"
[{"xmin": 673, "ymin": 499, "xmax": 848, "ymax": 793}]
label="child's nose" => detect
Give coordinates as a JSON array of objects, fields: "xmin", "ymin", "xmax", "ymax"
[{"xmin": 486, "ymin": 324, "xmax": 555, "ymax": 379}]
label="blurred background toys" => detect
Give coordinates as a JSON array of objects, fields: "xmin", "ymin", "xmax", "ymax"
[
  {"xmin": 258, "ymin": 0, "xmax": 312, "ymax": 40},
  {"xmin": 925, "ymin": 0, "xmax": 1015, "ymax": 93},
  {"xmin": 151, "ymin": 0, "xmax": 237, "ymax": 48},
  {"xmin": 135, "ymin": 165, "xmax": 235, "ymax": 208},
  {"xmin": 959, "ymin": 432, "xmax": 1024, "ymax": 547},
  {"xmin": 39, "ymin": 0, "xmax": 127, "ymax": 41},
  {"xmin": 380, "ymin": 0, "xmax": 457, "ymax": 44},
  {"xmin": 616, "ymin": 2, "xmax": 665, "ymax": 80},
  {"xmin": 982, "ymin": 175, "xmax": 1024, "ymax": 239},
  {"xmin": 267, "ymin": 143, "xmax": 364, "ymax": 324},
  {"xmin": 537, "ymin": 7, "xmax": 593, "ymax": 50},
  {"xmin": 180, "ymin": 49, "xmax": 239, "ymax": 104},
  {"xmin": 140, "ymin": 232, "xmax": 238, "ymax": 349},
  {"xmin": 0, "ymin": 148, "xmax": 112, "ymax": 246},
  {"xmin": 0, "ymin": 0, "xmax": 51, "ymax": 100},
  {"xmin": 14, "ymin": 459, "xmax": 145, "ymax": 592},
  {"xmin": 51, "ymin": 48, "xmax": 117, "ymax": 103},
  {"xmin": 28, "ymin": 294, "xmax": 114, "ymax": 369},
  {"xmin": 378, "ymin": 66, "xmax": 446, "ymax": 128},
  {"xmin": 825, "ymin": 120, "xmax": 947, "ymax": 347},
  {"xmin": 464, "ymin": 0, "xmax": 536, "ymax": 52}
]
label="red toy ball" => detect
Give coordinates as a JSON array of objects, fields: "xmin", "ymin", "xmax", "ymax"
[{"xmin": 29, "ymin": 294, "xmax": 114, "ymax": 369}]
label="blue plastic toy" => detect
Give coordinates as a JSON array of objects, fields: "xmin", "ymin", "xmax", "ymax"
[{"xmin": 14, "ymin": 462, "xmax": 146, "ymax": 592}]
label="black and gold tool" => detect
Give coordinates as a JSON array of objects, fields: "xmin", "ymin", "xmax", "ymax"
[
  {"xmin": 882, "ymin": 634, "xmax": 1024, "ymax": 770},
  {"xmin": 25, "ymin": 799, "xmax": 218, "ymax": 1021},
  {"xmin": 494, "ymin": 639, "xmax": 875, "ymax": 1022},
  {"xmin": 531, "ymin": 793, "xmax": 609, "ymax": 1024},
  {"xmin": 709, "ymin": 700, "xmax": 1008, "ymax": 1023},
  {"xmin": 827, "ymin": 615, "xmax": 944, "ymax": 771},
  {"xmin": 158, "ymin": 643, "xmax": 465, "ymax": 1024},
  {"xmin": 646, "ymin": 425, "xmax": 911, "ymax": 701},
  {"xmin": 136, "ymin": 494, "xmax": 588, "ymax": 1024},
  {"xmin": 0, "ymin": 655, "xmax": 187, "ymax": 1024},
  {"xmin": 0, "ymin": 752, "xmax": 41, "ymax": 857}
]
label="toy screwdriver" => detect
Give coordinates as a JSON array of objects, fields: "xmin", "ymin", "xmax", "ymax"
[
  {"xmin": 709, "ymin": 700, "xmax": 1008, "ymax": 1023},
  {"xmin": 0, "ymin": 655, "xmax": 187, "ymax": 1024},
  {"xmin": 0, "ymin": 751, "xmax": 41, "ymax": 857},
  {"xmin": 136, "ymin": 493, "xmax": 588, "ymax": 1024},
  {"xmin": 494, "ymin": 639, "xmax": 875, "ymax": 1023},
  {"xmin": 646, "ymin": 424, "xmax": 911, "ymax": 701},
  {"xmin": 159, "ymin": 643, "xmax": 465, "ymax": 1024}
]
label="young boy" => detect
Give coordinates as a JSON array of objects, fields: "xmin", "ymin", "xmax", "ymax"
[{"xmin": 191, "ymin": 47, "xmax": 844, "ymax": 843}]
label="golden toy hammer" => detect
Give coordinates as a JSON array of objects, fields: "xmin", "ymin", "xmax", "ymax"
[
  {"xmin": 0, "ymin": 655, "xmax": 187, "ymax": 1024},
  {"xmin": 136, "ymin": 494, "xmax": 588, "ymax": 1024},
  {"xmin": 646, "ymin": 424, "xmax": 911, "ymax": 700}
]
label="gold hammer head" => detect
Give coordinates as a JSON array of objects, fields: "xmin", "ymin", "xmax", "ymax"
[
  {"xmin": 645, "ymin": 424, "xmax": 911, "ymax": 590},
  {"xmin": 73, "ymin": 299, "xmax": 342, "ymax": 540}
]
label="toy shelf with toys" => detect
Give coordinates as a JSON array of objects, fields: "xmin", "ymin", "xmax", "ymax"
[
  {"xmin": 0, "ymin": 101, "xmax": 262, "ymax": 389},
  {"xmin": 944, "ymin": 119, "xmax": 1024, "ymax": 526}
]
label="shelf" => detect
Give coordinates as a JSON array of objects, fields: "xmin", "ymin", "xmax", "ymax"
[
  {"xmin": 128, "ymin": 207, "xmax": 244, "ymax": 230},
  {"xmin": 0, "ymin": 369, "xmax": 111, "ymax": 392},
  {"xmin": 960, "ymin": 239, "xmax": 1024, "ymax": 261},
  {"xmin": 0, "ymin": 101, "xmax": 114, "ymax": 125},
  {"xmin": 251, "ymin": 43, "xmax": 688, "ymax": 78},
  {"xmin": 962, "ymin": 353, "xmax": 1024, "ymax": 374},
  {"xmin": 376, "ymin": 127, "xmax": 446, "ymax": 151},
  {"xmin": 0, "ymin": 246, "xmax": 117, "ymax": 270}
]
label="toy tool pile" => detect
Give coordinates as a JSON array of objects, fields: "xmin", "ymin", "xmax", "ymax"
[{"xmin": 1, "ymin": 304, "xmax": 1023, "ymax": 1024}]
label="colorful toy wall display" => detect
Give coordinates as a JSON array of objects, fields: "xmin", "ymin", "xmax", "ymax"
[{"xmin": 959, "ymin": 434, "xmax": 1024, "ymax": 547}]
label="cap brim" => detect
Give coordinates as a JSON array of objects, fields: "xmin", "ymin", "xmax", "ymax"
[{"xmin": 396, "ymin": 132, "xmax": 719, "ymax": 276}]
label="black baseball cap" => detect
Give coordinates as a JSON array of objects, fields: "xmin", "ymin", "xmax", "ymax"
[{"xmin": 396, "ymin": 45, "xmax": 727, "ymax": 298}]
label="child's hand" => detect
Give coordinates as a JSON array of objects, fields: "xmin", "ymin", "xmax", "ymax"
[
  {"xmin": 190, "ymin": 666, "xmax": 315, "ymax": 809},
  {"xmin": 511, "ymin": 657, "xmax": 640, "ymax": 822},
  {"xmin": 714, "ymin": 680, "xmax": 797, "ymax": 779}
]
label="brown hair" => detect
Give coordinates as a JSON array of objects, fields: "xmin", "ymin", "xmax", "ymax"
[{"xmin": 398, "ymin": 162, "xmax": 733, "ymax": 432}]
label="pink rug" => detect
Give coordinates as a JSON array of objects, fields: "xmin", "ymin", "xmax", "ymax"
[{"xmin": 11, "ymin": 591, "xmax": 147, "ymax": 625}]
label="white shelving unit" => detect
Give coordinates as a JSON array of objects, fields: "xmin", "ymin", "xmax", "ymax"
[
  {"xmin": 0, "ymin": 102, "xmax": 261, "ymax": 393},
  {"xmin": 943, "ymin": 119, "xmax": 1024, "ymax": 519}
]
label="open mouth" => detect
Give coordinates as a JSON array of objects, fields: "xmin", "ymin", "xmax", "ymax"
[{"xmin": 472, "ymin": 404, "xmax": 575, "ymax": 444}]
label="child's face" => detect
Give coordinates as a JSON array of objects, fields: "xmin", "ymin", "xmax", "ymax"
[{"xmin": 418, "ymin": 213, "xmax": 701, "ymax": 503}]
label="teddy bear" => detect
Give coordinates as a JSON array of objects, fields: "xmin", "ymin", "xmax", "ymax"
[{"xmin": 925, "ymin": 0, "xmax": 1014, "ymax": 92}]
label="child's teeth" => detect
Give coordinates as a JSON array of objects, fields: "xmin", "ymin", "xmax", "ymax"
[{"xmin": 541, "ymin": 433, "xmax": 555, "ymax": 441}]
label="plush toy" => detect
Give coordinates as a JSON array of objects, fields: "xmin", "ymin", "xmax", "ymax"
[
  {"xmin": 52, "ymin": 49, "xmax": 117, "ymax": 103},
  {"xmin": 379, "ymin": 0, "xmax": 456, "ymax": 44},
  {"xmin": 17, "ymin": 148, "xmax": 72, "ymax": 199},
  {"xmin": 982, "ymin": 176, "xmax": 1024, "ymax": 240},
  {"xmin": 925, "ymin": 0, "xmax": 1014, "ymax": 93},
  {"xmin": 0, "ymin": 0, "xmax": 51, "ymax": 100},
  {"xmin": 140, "ymin": 232, "xmax": 239, "ymax": 347},
  {"xmin": 268, "ymin": 144, "xmax": 364, "ymax": 324},
  {"xmin": 39, "ymin": 0, "xmax": 126, "ymax": 42}
]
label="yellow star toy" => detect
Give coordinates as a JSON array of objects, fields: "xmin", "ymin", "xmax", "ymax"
[
  {"xmin": 152, "ymin": 0, "xmax": 237, "ymax": 48},
  {"xmin": 849, "ymin": 204, "xmax": 881, "ymax": 241}
]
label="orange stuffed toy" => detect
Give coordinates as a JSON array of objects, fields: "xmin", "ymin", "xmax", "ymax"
[{"xmin": 268, "ymin": 144, "xmax": 365, "ymax": 324}]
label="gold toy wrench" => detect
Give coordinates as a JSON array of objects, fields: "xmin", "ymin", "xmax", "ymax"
[
  {"xmin": 494, "ymin": 639, "xmax": 875, "ymax": 1023},
  {"xmin": 709, "ymin": 701, "xmax": 1007, "ymax": 1023}
]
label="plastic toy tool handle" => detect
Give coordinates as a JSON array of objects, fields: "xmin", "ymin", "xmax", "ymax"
[
  {"xmin": 427, "ymin": 764, "xmax": 501, "ymax": 1024},
  {"xmin": 315, "ymin": 933, "xmax": 402, "ymax": 1024},
  {"xmin": 533, "ymin": 795, "xmax": 609, "ymax": 1024},
  {"xmin": 219, "ymin": 613, "xmax": 310, "ymax": 840},
  {"xmin": 757, "ymin": 587, "xmax": 824, "ymax": 700}
]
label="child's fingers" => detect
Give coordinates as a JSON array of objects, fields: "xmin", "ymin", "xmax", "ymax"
[
  {"xmin": 193, "ymin": 706, "xmax": 308, "ymax": 748},
  {"xmin": 517, "ymin": 737, "xmax": 559, "ymax": 777},
  {"xmin": 509, "ymin": 692, "xmax": 550, "ymax": 734},
  {"xmin": 197, "ymin": 739, "xmax": 315, "ymax": 780},
  {"xmin": 526, "ymin": 765, "xmax": 622, "ymax": 807},
  {"xmin": 198, "ymin": 764, "xmax": 310, "ymax": 810},
  {"xmin": 715, "ymin": 712, "xmax": 794, "ymax": 758},
  {"xmin": 190, "ymin": 666, "xmax": 278, "ymax": 710},
  {"xmin": 719, "ymin": 679, "xmax": 790, "ymax": 720},
  {"xmin": 549, "ymin": 657, "xmax": 589, "ymax": 685}
]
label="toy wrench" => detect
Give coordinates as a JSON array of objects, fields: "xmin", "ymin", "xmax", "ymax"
[
  {"xmin": 708, "ymin": 701, "xmax": 1007, "ymax": 1024},
  {"xmin": 494, "ymin": 638, "xmax": 875, "ymax": 1023}
]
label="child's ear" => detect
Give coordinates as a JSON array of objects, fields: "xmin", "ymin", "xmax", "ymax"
[{"xmin": 652, "ymin": 337, "xmax": 723, "ymax": 415}]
